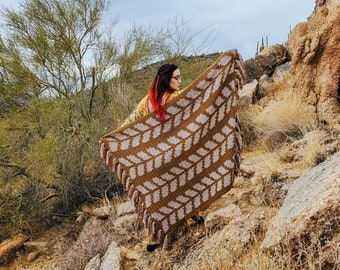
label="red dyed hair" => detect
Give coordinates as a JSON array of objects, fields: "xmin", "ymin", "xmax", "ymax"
[{"xmin": 147, "ymin": 64, "xmax": 178, "ymax": 123}]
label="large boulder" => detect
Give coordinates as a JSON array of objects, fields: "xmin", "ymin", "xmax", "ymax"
[
  {"xmin": 243, "ymin": 44, "xmax": 289, "ymax": 84},
  {"xmin": 287, "ymin": 0, "xmax": 340, "ymax": 131},
  {"xmin": 261, "ymin": 151, "xmax": 340, "ymax": 266}
]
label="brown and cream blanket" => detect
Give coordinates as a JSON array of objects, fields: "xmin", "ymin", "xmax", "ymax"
[{"xmin": 99, "ymin": 49, "xmax": 244, "ymax": 249}]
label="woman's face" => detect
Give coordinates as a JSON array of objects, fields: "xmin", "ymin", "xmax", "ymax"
[{"xmin": 169, "ymin": 68, "xmax": 181, "ymax": 91}]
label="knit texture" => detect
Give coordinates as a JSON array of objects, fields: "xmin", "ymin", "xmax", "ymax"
[{"xmin": 99, "ymin": 49, "xmax": 244, "ymax": 249}]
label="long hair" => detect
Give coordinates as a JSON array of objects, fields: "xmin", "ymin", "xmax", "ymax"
[{"xmin": 147, "ymin": 64, "xmax": 178, "ymax": 123}]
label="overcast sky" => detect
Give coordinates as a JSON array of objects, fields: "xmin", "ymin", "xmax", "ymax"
[{"xmin": 0, "ymin": 0, "xmax": 315, "ymax": 59}]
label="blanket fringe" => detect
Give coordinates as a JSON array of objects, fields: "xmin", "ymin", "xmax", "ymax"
[
  {"xmin": 131, "ymin": 189, "xmax": 138, "ymax": 205},
  {"xmin": 162, "ymin": 235, "xmax": 170, "ymax": 250},
  {"xmin": 142, "ymin": 209, "xmax": 148, "ymax": 225}
]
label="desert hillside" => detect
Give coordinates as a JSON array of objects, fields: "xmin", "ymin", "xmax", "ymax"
[{"xmin": 0, "ymin": 0, "xmax": 339, "ymax": 269}]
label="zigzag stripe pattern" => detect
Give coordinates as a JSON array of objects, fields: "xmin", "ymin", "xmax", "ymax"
[{"xmin": 99, "ymin": 49, "xmax": 244, "ymax": 249}]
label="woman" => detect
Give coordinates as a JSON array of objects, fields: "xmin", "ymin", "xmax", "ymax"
[
  {"xmin": 123, "ymin": 64, "xmax": 203, "ymax": 252},
  {"xmin": 122, "ymin": 64, "xmax": 181, "ymax": 251},
  {"xmin": 122, "ymin": 64, "xmax": 182, "ymax": 126}
]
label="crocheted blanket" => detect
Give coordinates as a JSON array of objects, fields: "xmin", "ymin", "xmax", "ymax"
[{"xmin": 99, "ymin": 49, "xmax": 244, "ymax": 249}]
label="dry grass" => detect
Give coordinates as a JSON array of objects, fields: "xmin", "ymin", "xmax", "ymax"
[
  {"xmin": 262, "ymin": 79, "xmax": 287, "ymax": 98},
  {"xmin": 299, "ymin": 130, "xmax": 328, "ymax": 167},
  {"xmin": 240, "ymin": 90, "xmax": 318, "ymax": 152},
  {"xmin": 253, "ymin": 90, "xmax": 316, "ymax": 138},
  {"xmin": 177, "ymin": 228, "xmax": 339, "ymax": 270},
  {"xmin": 238, "ymin": 104, "xmax": 263, "ymax": 147}
]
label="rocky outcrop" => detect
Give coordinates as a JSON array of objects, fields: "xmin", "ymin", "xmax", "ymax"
[
  {"xmin": 176, "ymin": 211, "xmax": 261, "ymax": 270},
  {"xmin": 261, "ymin": 151, "xmax": 340, "ymax": 266},
  {"xmin": 287, "ymin": 0, "xmax": 340, "ymax": 131},
  {"xmin": 241, "ymin": 0, "xmax": 340, "ymax": 132},
  {"xmin": 98, "ymin": 241, "xmax": 121, "ymax": 270},
  {"xmin": 243, "ymin": 44, "xmax": 289, "ymax": 84}
]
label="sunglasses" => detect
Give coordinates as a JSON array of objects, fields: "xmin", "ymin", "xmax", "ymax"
[{"xmin": 171, "ymin": 75, "xmax": 181, "ymax": 82}]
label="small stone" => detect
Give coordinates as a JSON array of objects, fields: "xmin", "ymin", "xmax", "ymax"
[
  {"xmin": 204, "ymin": 204, "xmax": 242, "ymax": 229},
  {"xmin": 27, "ymin": 251, "xmax": 40, "ymax": 262},
  {"xmin": 84, "ymin": 253, "xmax": 101, "ymax": 270},
  {"xmin": 240, "ymin": 164, "xmax": 255, "ymax": 177},
  {"xmin": 116, "ymin": 201, "xmax": 136, "ymax": 217},
  {"xmin": 121, "ymin": 247, "xmax": 141, "ymax": 260},
  {"xmin": 92, "ymin": 206, "xmax": 110, "ymax": 219}
]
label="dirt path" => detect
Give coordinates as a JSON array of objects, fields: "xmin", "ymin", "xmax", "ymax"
[{"xmin": 1, "ymin": 219, "xmax": 79, "ymax": 270}]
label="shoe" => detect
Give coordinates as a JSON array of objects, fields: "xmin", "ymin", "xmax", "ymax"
[
  {"xmin": 191, "ymin": 216, "xmax": 204, "ymax": 224},
  {"xmin": 146, "ymin": 243, "xmax": 160, "ymax": 252}
]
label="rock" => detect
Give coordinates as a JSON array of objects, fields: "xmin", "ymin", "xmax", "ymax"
[
  {"xmin": 93, "ymin": 206, "xmax": 110, "ymax": 219},
  {"xmin": 116, "ymin": 201, "xmax": 136, "ymax": 217},
  {"xmin": 258, "ymin": 74, "xmax": 272, "ymax": 92},
  {"xmin": 176, "ymin": 214, "xmax": 260, "ymax": 270},
  {"xmin": 76, "ymin": 211, "xmax": 90, "ymax": 224},
  {"xmin": 238, "ymin": 79, "xmax": 259, "ymax": 109},
  {"xmin": 237, "ymin": 95, "xmax": 252, "ymax": 111},
  {"xmin": 222, "ymin": 214, "xmax": 260, "ymax": 250},
  {"xmin": 84, "ymin": 253, "xmax": 101, "ymax": 270},
  {"xmin": 239, "ymin": 163, "xmax": 255, "ymax": 177},
  {"xmin": 62, "ymin": 217, "xmax": 115, "ymax": 269},
  {"xmin": 272, "ymin": 62, "xmax": 290, "ymax": 83},
  {"xmin": 243, "ymin": 44, "xmax": 289, "ymax": 84},
  {"xmin": 287, "ymin": 0, "xmax": 340, "ymax": 131},
  {"xmin": 204, "ymin": 204, "xmax": 242, "ymax": 229},
  {"xmin": 248, "ymin": 186, "xmax": 264, "ymax": 206},
  {"xmin": 113, "ymin": 214, "xmax": 138, "ymax": 234},
  {"xmin": 27, "ymin": 251, "xmax": 40, "ymax": 262},
  {"xmin": 265, "ymin": 180, "xmax": 291, "ymax": 207},
  {"xmin": 240, "ymin": 79, "xmax": 258, "ymax": 101},
  {"xmin": 261, "ymin": 152, "xmax": 340, "ymax": 251},
  {"xmin": 99, "ymin": 241, "xmax": 121, "ymax": 270}
]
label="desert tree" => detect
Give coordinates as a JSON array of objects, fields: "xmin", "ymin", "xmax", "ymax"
[
  {"xmin": 0, "ymin": 0, "xmax": 119, "ymax": 118},
  {"xmin": 162, "ymin": 15, "xmax": 217, "ymax": 60},
  {"xmin": 0, "ymin": 0, "xmax": 121, "ymax": 238}
]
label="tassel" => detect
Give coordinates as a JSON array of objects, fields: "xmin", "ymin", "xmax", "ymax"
[
  {"xmin": 125, "ymin": 178, "xmax": 130, "ymax": 190},
  {"xmin": 128, "ymin": 184, "xmax": 134, "ymax": 197},
  {"xmin": 131, "ymin": 190, "xmax": 138, "ymax": 204},
  {"xmin": 151, "ymin": 221, "xmax": 156, "ymax": 236},
  {"xmin": 162, "ymin": 235, "xmax": 170, "ymax": 250},
  {"xmin": 121, "ymin": 171, "xmax": 126, "ymax": 187},
  {"xmin": 148, "ymin": 218, "xmax": 153, "ymax": 233},
  {"xmin": 105, "ymin": 150, "xmax": 110, "ymax": 165},
  {"xmin": 147, "ymin": 216, "xmax": 151, "ymax": 228},
  {"xmin": 116, "ymin": 163, "xmax": 121, "ymax": 176},
  {"xmin": 157, "ymin": 230, "xmax": 163, "ymax": 240},
  {"xmin": 143, "ymin": 210, "xmax": 148, "ymax": 225},
  {"xmin": 100, "ymin": 143, "xmax": 105, "ymax": 159}
]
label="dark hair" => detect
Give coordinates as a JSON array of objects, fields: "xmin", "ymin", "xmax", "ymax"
[{"xmin": 147, "ymin": 64, "xmax": 178, "ymax": 122}]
